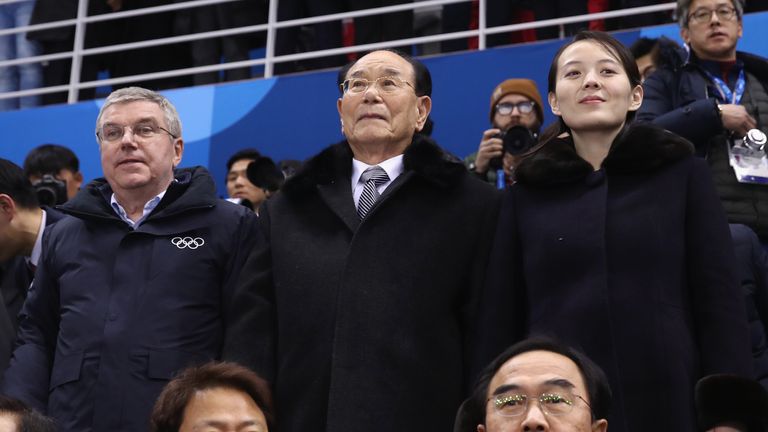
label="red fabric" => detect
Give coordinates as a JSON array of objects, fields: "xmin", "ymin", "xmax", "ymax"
[
  {"xmin": 342, "ymin": 19, "xmax": 357, "ymax": 61},
  {"xmin": 588, "ymin": 0, "xmax": 609, "ymax": 31},
  {"xmin": 510, "ymin": 9, "xmax": 537, "ymax": 43}
]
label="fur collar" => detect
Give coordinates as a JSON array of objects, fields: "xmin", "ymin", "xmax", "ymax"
[
  {"xmin": 514, "ymin": 124, "xmax": 694, "ymax": 187},
  {"xmin": 282, "ymin": 134, "xmax": 466, "ymax": 198}
]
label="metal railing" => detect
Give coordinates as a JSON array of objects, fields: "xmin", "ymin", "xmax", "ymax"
[{"xmin": 0, "ymin": 0, "xmax": 676, "ymax": 104}]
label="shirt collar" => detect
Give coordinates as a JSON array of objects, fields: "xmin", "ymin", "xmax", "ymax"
[
  {"xmin": 351, "ymin": 154, "xmax": 404, "ymax": 186},
  {"xmin": 110, "ymin": 189, "xmax": 168, "ymax": 228},
  {"xmin": 28, "ymin": 208, "xmax": 47, "ymax": 267}
]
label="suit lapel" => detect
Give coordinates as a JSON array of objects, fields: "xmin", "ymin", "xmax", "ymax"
[{"xmin": 318, "ymin": 179, "xmax": 360, "ymax": 232}]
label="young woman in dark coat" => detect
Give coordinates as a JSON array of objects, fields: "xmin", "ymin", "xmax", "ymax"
[{"xmin": 478, "ymin": 31, "xmax": 754, "ymax": 432}]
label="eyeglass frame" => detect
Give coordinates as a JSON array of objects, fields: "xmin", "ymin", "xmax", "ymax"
[
  {"xmin": 340, "ymin": 75, "xmax": 416, "ymax": 95},
  {"xmin": 495, "ymin": 101, "xmax": 536, "ymax": 116},
  {"xmin": 486, "ymin": 391, "xmax": 592, "ymax": 418},
  {"xmin": 96, "ymin": 121, "xmax": 178, "ymax": 143},
  {"xmin": 687, "ymin": 5, "xmax": 738, "ymax": 25}
]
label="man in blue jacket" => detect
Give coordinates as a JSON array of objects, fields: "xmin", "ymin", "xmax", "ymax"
[
  {"xmin": 0, "ymin": 87, "xmax": 260, "ymax": 431},
  {"xmin": 637, "ymin": 0, "xmax": 768, "ymax": 239}
]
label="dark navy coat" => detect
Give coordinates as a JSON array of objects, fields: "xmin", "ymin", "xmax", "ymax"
[
  {"xmin": 224, "ymin": 135, "xmax": 500, "ymax": 432},
  {"xmin": 0, "ymin": 207, "xmax": 66, "ymax": 372},
  {"xmin": 481, "ymin": 125, "xmax": 753, "ymax": 432},
  {"xmin": 1, "ymin": 167, "xmax": 260, "ymax": 432}
]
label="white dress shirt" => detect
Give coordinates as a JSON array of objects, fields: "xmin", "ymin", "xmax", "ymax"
[{"xmin": 351, "ymin": 154, "xmax": 404, "ymax": 208}]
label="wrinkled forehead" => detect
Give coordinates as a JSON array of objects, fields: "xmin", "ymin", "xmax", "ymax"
[
  {"xmin": 690, "ymin": 0, "xmax": 736, "ymax": 10},
  {"xmin": 346, "ymin": 51, "xmax": 415, "ymax": 81},
  {"xmin": 488, "ymin": 350, "xmax": 588, "ymax": 397},
  {"xmin": 100, "ymin": 100, "xmax": 165, "ymax": 126}
]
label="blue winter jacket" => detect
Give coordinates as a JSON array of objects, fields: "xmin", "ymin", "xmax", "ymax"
[{"xmin": 0, "ymin": 166, "xmax": 260, "ymax": 431}]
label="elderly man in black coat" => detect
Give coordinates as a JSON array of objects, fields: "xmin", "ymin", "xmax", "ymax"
[{"xmin": 224, "ymin": 50, "xmax": 500, "ymax": 432}]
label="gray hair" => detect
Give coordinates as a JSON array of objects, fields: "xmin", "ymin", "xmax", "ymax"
[
  {"xmin": 95, "ymin": 86, "xmax": 182, "ymax": 141},
  {"xmin": 677, "ymin": 0, "xmax": 744, "ymax": 27}
]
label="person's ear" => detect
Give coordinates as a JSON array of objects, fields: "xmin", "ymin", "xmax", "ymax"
[
  {"xmin": 548, "ymin": 91, "xmax": 561, "ymax": 116},
  {"xmin": 628, "ymin": 84, "xmax": 644, "ymax": 112},
  {"xmin": 680, "ymin": 26, "xmax": 690, "ymax": 45},
  {"xmin": 477, "ymin": 424, "xmax": 486, "ymax": 432},
  {"xmin": 172, "ymin": 138, "xmax": 184, "ymax": 167},
  {"xmin": 414, "ymin": 96, "xmax": 432, "ymax": 132},
  {"xmin": 592, "ymin": 418, "xmax": 608, "ymax": 432},
  {"xmin": 0, "ymin": 194, "xmax": 17, "ymax": 221}
]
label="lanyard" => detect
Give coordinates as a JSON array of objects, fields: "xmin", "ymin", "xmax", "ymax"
[{"xmin": 705, "ymin": 68, "xmax": 746, "ymax": 105}]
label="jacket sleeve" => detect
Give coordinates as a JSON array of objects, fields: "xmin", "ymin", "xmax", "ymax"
[
  {"xmin": 222, "ymin": 204, "xmax": 276, "ymax": 383},
  {"xmin": 686, "ymin": 159, "xmax": 753, "ymax": 377},
  {"xmin": 0, "ymin": 229, "xmax": 60, "ymax": 412},
  {"xmin": 637, "ymin": 70, "xmax": 723, "ymax": 152}
]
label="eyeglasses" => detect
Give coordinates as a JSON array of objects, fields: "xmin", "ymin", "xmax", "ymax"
[
  {"xmin": 688, "ymin": 6, "xmax": 737, "ymax": 24},
  {"xmin": 97, "ymin": 122, "xmax": 177, "ymax": 142},
  {"xmin": 496, "ymin": 101, "xmax": 536, "ymax": 116},
  {"xmin": 488, "ymin": 391, "xmax": 591, "ymax": 417},
  {"xmin": 340, "ymin": 76, "xmax": 415, "ymax": 95}
]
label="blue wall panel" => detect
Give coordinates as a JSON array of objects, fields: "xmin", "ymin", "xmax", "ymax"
[{"xmin": 1, "ymin": 11, "xmax": 765, "ymax": 198}]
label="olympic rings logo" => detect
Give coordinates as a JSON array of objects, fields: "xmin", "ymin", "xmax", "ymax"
[{"xmin": 171, "ymin": 236, "xmax": 205, "ymax": 249}]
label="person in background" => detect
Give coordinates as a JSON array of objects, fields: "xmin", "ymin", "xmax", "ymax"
[
  {"xmin": 637, "ymin": 0, "xmax": 768, "ymax": 240},
  {"xmin": 465, "ymin": 78, "xmax": 544, "ymax": 188},
  {"xmin": 0, "ymin": 0, "xmax": 41, "ymax": 111},
  {"xmin": 23, "ymin": 144, "xmax": 84, "ymax": 203}
]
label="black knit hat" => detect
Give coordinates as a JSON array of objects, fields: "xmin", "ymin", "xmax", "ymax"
[{"xmin": 696, "ymin": 374, "xmax": 768, "ymax": 432}]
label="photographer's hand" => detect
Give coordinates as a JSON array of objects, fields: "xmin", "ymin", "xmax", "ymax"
[
  {"xmin": 720, "ymin": 104, "xmax": 757, "ymax": 137},
  {"xmin": 475, "ymin": 129, "xmax": 504, "ymax": 174}
]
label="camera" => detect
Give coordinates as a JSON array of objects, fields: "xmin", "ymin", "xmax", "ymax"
[
  {"xmin": 489, "ymin": 126, "xmax": 538, "ymax": 170},
  {"xmin": 729, "ymin": 129, "xmax": 768, "ymax": 184},
  {"xmin": 32, "ymin": 174, "xmax": 67, "ymax": 206}
]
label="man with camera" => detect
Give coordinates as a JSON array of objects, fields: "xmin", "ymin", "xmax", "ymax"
[
  {"xmin": 465, "ymin": 79, "xmax": 544, "ymax": 189},
  {"xmin": 637, "ymin": 0, "xmax": 768, "ymax": 240},
  {"xmin": 23, "ymin": 144, "xmax": 83, "ymax": 206},
  {"xmin": 0, "ymin": 159, "xmax": 66, "ymax": 372}
]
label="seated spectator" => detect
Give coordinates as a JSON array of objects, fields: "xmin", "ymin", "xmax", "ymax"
[
  {"xmin": 464, "ymin": 79, "xmax": 543, "ymax": 189},
  {"xmin": 0, "ymin": 0, "xmax": 41, "ymax": 111},
  {"xmin": 455, "ymin": 336, "xmax": 610, "ymax": 432},
  {"xmin": 696, "ymin": 374, "xmax": 768, "ymax": 431},
  {"xmin": 150, "ymin": 361, "xmax": 273, "ymax": 432},
  {"xmin": 23, "ymin": 144, "xmax": 83, "ymax": 204},
  {"xmin": 0, "ymin": 395, "xmax": 55, "ymax": 432},
  {"xmin": 629, "ymin": 36, "xmax": 659, "ymax": 82}
]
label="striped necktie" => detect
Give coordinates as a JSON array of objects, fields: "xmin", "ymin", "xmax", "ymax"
[{"xmin": 357, "ymin": 165, "xmax": 389, "ymax": 219}]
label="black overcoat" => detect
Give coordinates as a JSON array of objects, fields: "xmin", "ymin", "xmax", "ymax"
[
  {"xmin": 224, "ymin": 135, "xmax": 500, "ymax": 432},
  {"xmin": 481, "ymin": 125, "xmax": 753, "ymax": 432}
]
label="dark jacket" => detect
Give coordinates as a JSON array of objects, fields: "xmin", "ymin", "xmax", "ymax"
[
  {"xmin": 224, "ymin": 135, "xmax": 500, "ymax": 432},
  {"xmin": 636, "ymin": 44, "xmax": 768, "ymax": 238},
  {"xmin": 0, "ymin": 167, "xmax": 260, "ymax": 432},
  {"xmin": 0, "ymin": 208, "xmax": 66, "ymax": 372},
  {"xmin": 482, "ymin": 125, "xmax": 753, "ymax": 432},
  {"xmin": 730, "ymin": 223, "xmax": 768, "ymax": 390}
]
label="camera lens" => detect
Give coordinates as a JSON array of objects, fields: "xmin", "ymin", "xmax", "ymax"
[
  {"xmin": 36, "ymin": 186, "xmax": 59, "ymax": 207},
  {"xmin": 502, "ymin": 126, "xmax": 536, "ymax": 155}
]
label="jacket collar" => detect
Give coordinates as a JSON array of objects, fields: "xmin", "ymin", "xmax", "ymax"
[
  {"xmin": 282, "ymin": 134, "xmax": 466, "ymax": 199},
  {"xmin": 677, "ymin": 47, "xmax": 768, "ymax": 82},
  {"xmin": 514, "ymin": 124, "xmax": 694, "ymax": 187},
  {"xmin": 59, "ymin": 166, "xmax": 217, "ymax": 222}
]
